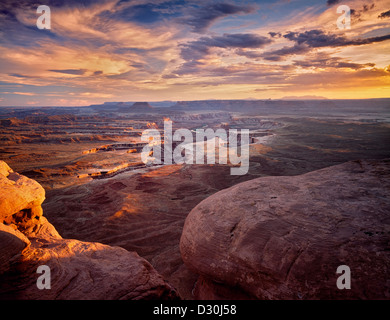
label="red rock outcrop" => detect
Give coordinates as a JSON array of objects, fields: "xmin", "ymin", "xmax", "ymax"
[
  {"xmin": 0, "ymin": 223, "xmax": 30, "ymax": 275},
  {"xmin": 0, "ymin": 161, "xmax": 45, "ymax": 234},
  {"xmin": 0, "ymin": 161, "xmax": 178, "ymax": 300},
  {"xmin": 180, "ymin": 159, "xmax": 390, "ymax": 299}
]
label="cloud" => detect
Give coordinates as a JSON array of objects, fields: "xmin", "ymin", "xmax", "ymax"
[
  {"xmin": 205, "ymin": 33, "xmax": 272, "ymax": 49},
  {"xmin": 326, "ymin": 0, "xmax": 342, "ymax": 6},
  {"xmin": 48, "ymin": 69, "xmax": 88, "ymax": 75},
  {"xmin": 3, "ymin": 91, "xmax": 37, "ymax": 96},
  {"xmin": 235, "ymin": 48, "xmax": 263, "ymax": 59},
  {"xmin": 180, "ymin": 3, "xmax": 255, "ymax": 33},
  {"xmin": 173, "ymin": 61, "xmax": 292, "ymax": 85},
  {"xmin": 350, "ymin": 3, "xmax": 375, "ymax": 20},
  {"xmin": 1, "ymin": 0, "xmax": 389, "ymax": 103},
  {"xmin": 378, "ymin": 10, "xmax": 390, "ymax": 19},
  {"xmin": 98, "ymin": 2, "xmax": 167, "ymax": 25},
  {"xmin": 268, "ymin": 32, "xmax": 282, "ymax": 38},
  {"xmin": 262, "ymin": 44, "xmax": 309, "ymax": 61},
  {"xmin": 178, "ymin": 33, "xmax": 272, "ymax": 73},
  {"xmin": 283, "ymin": 67, "xmax": 390, "ymax": 90},
  {"xmin": 95, "ymin": 1, "xmax": 255, "ymax": 32},
  {"xmin": 181, "ymin": 33, "xmax": 272, "ymax": 59},
  {"xmin": 262, "ymin": 29, "xmax": 390, "ymax": 60},
  {"xmin": 284, "ymin": 29, "xmax": 390, "ymax": 47},
  {"xmin": 293, "ymin": 52, "xmax": 376, "ymax": 70},
  {"xmin": 8, "ymin": 73, "xmax": 40, "ymax": 79}
]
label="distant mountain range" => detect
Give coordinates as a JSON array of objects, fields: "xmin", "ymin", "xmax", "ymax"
[
  {"xmin": 281, "ymin": 95, "xmax": 328, "ymax": 100},
  {"xmin": 1, "ymin": 98, "xmax": 389, "ymax": 122}
]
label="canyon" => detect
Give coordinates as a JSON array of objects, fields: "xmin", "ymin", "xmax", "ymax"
[{"xmin": 1, "ymin": 99, "xmax": 390, "ymax": 299}]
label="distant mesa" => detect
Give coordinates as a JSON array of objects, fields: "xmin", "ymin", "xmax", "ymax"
[
  {"xmin": 131, "ymin": 102, "xmax": 154, "ymax": 110},
  {"xmin": 281, "ymin": 95, "xmax": 328, "ymax": 100},
  {"xmin": 117, "ymin": 102, "xmax": 154, "ymax": 113}
]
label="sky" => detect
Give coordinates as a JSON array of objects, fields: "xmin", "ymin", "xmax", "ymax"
[{"xmin": 0, "ymin": 0, "xmax": 389, "ymax": 106}]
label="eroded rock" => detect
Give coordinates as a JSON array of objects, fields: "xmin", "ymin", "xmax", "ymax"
[
  {"xmin": 0, "ymin": 160, "xmax": 45, "ymax": 234},
  {"xmin": 180, "ymin": 159, "xmax": 390, "ymax": 299},
  {"xmin": 0, "ymin": 161, "xmax": 178, "ymax": 300},
  {"xmin": 0, "ymin": 237, "xmax": 178, "ymax": 300},
  {"xmin": 0, "ymin": 223, "xmax": 30, "ymax": 275}
]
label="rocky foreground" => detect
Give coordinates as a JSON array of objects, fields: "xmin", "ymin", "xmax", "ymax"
[
  {"xmin": 1, "ymin": 158, "xmax": 390, "ymax": 300},
  {"xmin": 0, "ymin": 161, "xmax": 178, "ymax": 299},
  {"xmin": 180, "ymin": 159, "xmax": 390, "ymax": 299}
]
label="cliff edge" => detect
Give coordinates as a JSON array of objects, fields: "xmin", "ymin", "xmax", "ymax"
[{"xmin": 0, "ymin": 161, "xmax": 178, "ymax": 300}]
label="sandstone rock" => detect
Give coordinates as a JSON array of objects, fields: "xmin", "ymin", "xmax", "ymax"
[
  {"xmin": 0, "ymin": 161, "xmax": 178, "ymax": 300},
  {"xmin": 27, "ymin": 216, "xmax": 62, "ymax": 240},
  {"xmin": 0, "ymin": 161, "xmax": 13, "ymax": 177},
  {"xmin": 0, "ymin": 160, "xmax": 45, "ymax": 233},
  {"xmin": 180, "ymin": 159, "xmax": 390, "ymax": 299},
  {"xmin": 0, "ymin": 237, "xmax": 178, "ymax": 300},
  {"xmin": 0, "ymin": 223, "xmax": 30, "ymax": 275}
]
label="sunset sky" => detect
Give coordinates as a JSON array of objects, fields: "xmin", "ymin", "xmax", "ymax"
[{"xmin": 0, "ymin": 0, "xmax": 389, "ymax": 106}]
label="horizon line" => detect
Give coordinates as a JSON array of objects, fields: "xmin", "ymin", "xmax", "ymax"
[{"xmin": 1, "ymin": 97, "xmax": 390, "ymax": 108}]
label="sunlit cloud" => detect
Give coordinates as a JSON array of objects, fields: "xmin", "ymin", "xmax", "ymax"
[
  {"xmin": 3, "ymin": 92, "xmax": 37, "ymax": 96},
  {"xmin": 0, "ymin": 0, "xmax": 389, "ymax": 106}
]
